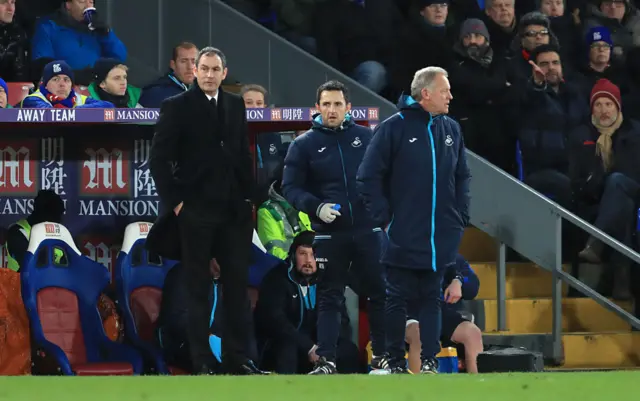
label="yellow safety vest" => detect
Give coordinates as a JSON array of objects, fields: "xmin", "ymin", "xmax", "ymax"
[
  {"xmin": 20, "ymin": 91, "xmax": 88, "ymax": 108},
  {"xmin": 5, "ymin": 219, "xmax": 63, "ymax": 271}
]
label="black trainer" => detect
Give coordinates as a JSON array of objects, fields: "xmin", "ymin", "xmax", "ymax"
[
  {"xmin": 370, "ymin": 354, "xmax": 390, "ymax": 371},
  {"xmin": 309, "ymin": 357, "xmax": 337, "ymax": 375},
  {"xmin": 420, "ymin": 358, "xmax": 438, "ymax": 374}
]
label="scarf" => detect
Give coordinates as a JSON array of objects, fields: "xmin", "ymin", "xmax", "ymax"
[
  {"xmin": 96, "ymin": 86, "xmax": 130, "ymax": 108},
  {"xmin": 40, "ymin": 84, "xmax": 77, "ymax": 108},
  {"xmin": 467, "ymin": 44, "xmax": 493, "ymax": 67},
  {"xmin": 592, "ymin": 111, "xmax": 624, "ymax": 171}
]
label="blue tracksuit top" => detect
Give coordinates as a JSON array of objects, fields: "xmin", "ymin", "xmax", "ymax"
[
  {"xmin": 443, "ymin": 255, "xmax": 480, "ymax": 307},
  {"xmin": 356, "ymin": 95, "xmax": 471, "ymax": 270},
  {"xmin": 282, "ymin": 113, "xmax": 377, "ymax": 234}
]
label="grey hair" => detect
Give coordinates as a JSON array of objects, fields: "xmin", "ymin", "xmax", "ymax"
[
  {"xmin": 410, "ymin": 67, "xmax": 448, "ymax": 100},
  {"xmin": 196, "ymin": 46, "xmax": 227, "ymax": 68}
]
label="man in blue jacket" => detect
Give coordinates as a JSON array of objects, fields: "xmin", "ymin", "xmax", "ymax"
[
  {"xmin": 406, "ymin": 254, "xmax": 483, "ymax": 374},
  {"xmin": 356, "ymin": 66, "xmax": 471, "ymax": 374},
  {"xmin": 282, "ymin": 80, "xmax": 386, "ymax": 374}
]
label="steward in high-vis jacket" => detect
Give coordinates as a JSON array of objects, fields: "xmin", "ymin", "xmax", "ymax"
[
  {"xmin": 257, "ymin": 176, "xmax": 312, "ymax": 260},
  {"xmin": 357, "ymin": 67, "xmax": 471, "ymax": 374},
  {"xmin": 254, "ymin": 231, "xmax": 360, "ymax": 374},
  {"xmin": 282, "ymin": 80, "xmax": 386, "ymax": 374}
]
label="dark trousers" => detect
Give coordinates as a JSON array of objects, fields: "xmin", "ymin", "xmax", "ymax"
[
  {"xmin": 313, "ymin": 230, "xmax": 386, "ymax": 364},
  {"xmin": 386, "ymin": 265, "xmax": 444, "ymax": 363},
  {"xmin": 525, "ymin": 169, "xmax": 572, "ymax": 209},
  {"xmin": 178, "ymin": 203, "xmax": 253, "ymax": 370},
  {"xmin": 262, "ymin": 338, "xmax": 361, "ymax": 374},
  {"xmin": 594, "ymin": 172, "xmax": 640, "ymax": 249}
]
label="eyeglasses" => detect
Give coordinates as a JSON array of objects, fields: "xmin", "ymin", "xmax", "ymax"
[
  {"xmin": 524, "ymin": 29, "xmax": 549, "ymax": 38},
  {"xmin": 591, "ymin": 43, "xmax": 612, "ymax": 50}
]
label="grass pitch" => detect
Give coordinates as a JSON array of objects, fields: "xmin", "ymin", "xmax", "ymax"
[{"xmin": 1, "ymin": 371, "xmax": 639, "ymax": 401}]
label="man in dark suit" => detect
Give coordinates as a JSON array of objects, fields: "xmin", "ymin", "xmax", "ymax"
[{"xmin": 149, "ymin": 46, "xmax": 264, "ymax": 375}]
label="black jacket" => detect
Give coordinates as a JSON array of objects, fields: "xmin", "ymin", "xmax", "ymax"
[
  {"xmin": 0, "ymin": 21, "xmax": 29, "ymax": 82},
  {"xmin": 149, "ymin": 83, "xmax": 255, "ymax": 213},
  {"xmin": 254, "ymin": 263, "xmax": 351, "ymax": 353}
]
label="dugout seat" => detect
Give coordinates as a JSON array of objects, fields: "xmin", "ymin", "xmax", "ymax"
[
  {"xmin": 114, "ymin": 222, "xmax": 179, "ymax": 374},
  {"xmin": 21, "ymin": 222, "xmax": 143, "ymax": 375},
  {"xmin": 6, "ymin": 82, "xmax": 34, "ymax": 106}
]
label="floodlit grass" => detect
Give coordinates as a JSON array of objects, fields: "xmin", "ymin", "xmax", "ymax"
[{"xmin": 1, "ymin": 371, "xmax": 639, "ymax": 401}]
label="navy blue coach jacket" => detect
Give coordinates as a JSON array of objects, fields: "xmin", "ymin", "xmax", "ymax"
[{"xmin": 356, "ymin": 95, "xmax": 471, "ymax": 270}]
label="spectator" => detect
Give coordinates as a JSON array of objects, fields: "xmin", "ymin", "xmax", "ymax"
[
  {"xmin": 257, "ymin": 163, "xmax": 312, "ymax": 260},
  {"xmin": 5, "ymin": 190, "xmax": 65, "ymax": 272},
  {"xmin": 390, "ymin": 0, "xmax": 456, "ymax": 98},
  {"xmin": 254, "ymin": 231, "xmax": 360, "ymax": 374},
  {"xmin": 240, "ymin": 84, "xmax": 267, "ymax": 108},
  {"xmin": 314, "ymin": 0, "xmax": 402, "ymax": 94},
  {"xmin": 449, "ymin": 18, "xmax": 515, "ymax": 172},
  {"xmin": 31, "ymin": 0, "xmax": 127, "ymax": 71},
  {"xmin": 156, "ymin": 259, "xmax": 259, "ymax": 373},
  {"xmin": 538, "ymin": 0, "xmax": 582, "ymax": 68},
  {"xmin": 0, "ymin": 77, "xmax": 9, "ymax": 108},
  {"xmin": 571, "ymin": 79, "xmax": 640, "ymax": 273},
  {"xmin": 580, "ymin": 27, "xmax": 633, "ymax": 99},
  {"xmin": 506, "ymin": 12, "xmax": 560, "ymax": 89},
  {"xmin": 139, "ymin": 42, "xmax": 198, "ymax": 108},
  {"xmin": 406, "ymin": 254, "xmax": 482, "ymax": 373},
  {"xmin": 87, "ymin": 58, "xmax": 142, "ymax": 108},
  {"xmin": 20, "ymin": 60, "xmax": 114, "ymax": 108},
  {"xmin": 517, "ymin": 44, "xmax": 588, "ymax": 208},
  {"xmin": 0, "ymin": 0, "xmax": 29, "ymax": 81},
  {"xmin": 483, "ymin": 0, "xmax": 518, "ymax": 57},
  {"xmin": 583, "ymin": 0, "xmax": 640, "ymax": 62}
]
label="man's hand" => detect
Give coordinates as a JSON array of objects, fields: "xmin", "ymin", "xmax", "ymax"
[
  {"xmin": 529, "ymin": 60, "xmax": 546, "ymax": 86},
  {"xmin": 317, "ymin": 203, "xmax": 341, "ymax": 223},
  {"xmin": 308, "ymin": 344, "xmax": 320, "ymax": 363},
  {"xmin": 444, "ymin": 279, "xmax": 463, "ymax": 304},
  {"xmin": 174, "ymin": 202, "xmax": 183, "ymax": 216}
]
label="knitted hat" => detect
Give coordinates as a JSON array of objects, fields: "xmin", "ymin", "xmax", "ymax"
[
  {"xmin": 459, "ymin": 18, "xmax": 490, "ymax": 41},
  {"xmin": 518, "ymin": 11, "xmax": 551, "ymax": 33},
  {"xmin": 590, "ymin": 78, "xmax": 621, "ymax": 110},
  {"xmin": 93, "ymin": 58, "xmax": 123, "ymax": 83},
  {"xmin": 288, "ymin": 230, "xmax": 315, "ymax": 258},
  {"xmin": 417, "ymin": 0, "xmax": 450, "ymax": 7},
  {"xmin": 586, "ymin": 26, "xmax": 613, "ymax": 47},
  {"xmin": 42, "ymin": 60, "xmax": 74, "ymax": 85}
]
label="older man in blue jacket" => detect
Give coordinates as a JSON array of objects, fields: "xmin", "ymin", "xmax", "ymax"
[
  {"xmin": 357, "ymin": 66, "xmax": 471, "ymax": 374},
  {"xmin": 282, "ymin": 80, "xmax": 386, "ymax": 375}
]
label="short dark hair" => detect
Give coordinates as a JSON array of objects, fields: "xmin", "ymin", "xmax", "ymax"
[
  {"xmin": 316, "ymin": 80, "xmax": 350, "ymax": 104},
  {"xmin": 531, "ymin": 44, "xmax": 561, "ymax": 64},
  {"xmin": 240, "ymin": 84, "xmax": 268, "ymax": 98},
  {"xmin": 172, "ymin": 42, "xmax": 198, "ymax": 61},
  {"xmin": 196, "ymin": 47, "xmax": 227, "ymax": 68}
]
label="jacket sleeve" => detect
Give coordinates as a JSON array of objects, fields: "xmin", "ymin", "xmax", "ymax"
[
  {"xmin": 30, "ymin": 20, "xmax": 54, "ymax": 61},
  {"xmin": 77, "ymin": 98, "xmax": 115, "ymax": 108},
  {"xmin": 235, "ymin": 99, "xmax": 256, "ymax": 202},
  {"xmin": 444, "ymin": 255, "xmax": 479, "ymax": 300},
  {"xmin": 149, "ymin": 99, "xmax": 183, "ymax": 210},
  {"xmin": 257, "ymin": 207, "xmax": 289, "ymax": 260},
  {"xmin": 20, "ymin": 95, "xmax": 50, "ymax": 108},
  {"xmin": 255, "ymin": 269, "xmax": 315, "ymax": 353},
  {"xmin": 356, "ymin": 123, "xmax": 393, "ymax": 227},
  {"xmin": 5, "ymin": 226, "xmax": 28, "ymax": 271},
  {"xmin": 282, "ymin": 140, "xmax": 323, "ymax": 218},
  {"xmin": 98, "ymin": 31, "xmax": 127, "ymax": 62},
  {"xmin": 454, "ymin": 125, "xmax": 471, "ymax": 226}
]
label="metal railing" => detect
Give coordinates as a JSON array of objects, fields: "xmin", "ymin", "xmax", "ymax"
[{"xmin": 469, "ymin": 151, "xmax": 640, "ymax": 364}]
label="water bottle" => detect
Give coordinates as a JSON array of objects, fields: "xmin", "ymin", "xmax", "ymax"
[{"xmin": 436, "ymin": 346, "xmax": 459, "ymax": 374}]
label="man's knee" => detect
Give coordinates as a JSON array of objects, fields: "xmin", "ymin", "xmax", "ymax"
[{"xmin": 451, "ymin": 321, "xmax": 483, "ymax": 349}]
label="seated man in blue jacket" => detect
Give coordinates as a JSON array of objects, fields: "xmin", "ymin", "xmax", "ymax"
[
  {"xmin": 254, "ymin": 231, "xmax": 361, "ymax": 374},
  {"xmin": 31, "ymin": 0, "xmax": 126, "ymax": 72},
  {"xmin": 21, "ymin": 60, "xmax": 113, "ymax": 109},
  {"xmin": 405, "ymin": 254, "xmax": 483, "ymax": 373},
  {"xmin": 156, "ymin": 259, "xmax": 259, "ymax": 374}
]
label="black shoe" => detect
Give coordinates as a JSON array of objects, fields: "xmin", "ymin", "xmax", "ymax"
[
  {"xmin": 389, "ymin": 365, "xmax": 413, "ymax": 374},
  {"xmin": 370, "ymin": 354, "xmax": 390, "ymax": 371},
  {"xmin": 386, "ymin": 357, "xmax": 412, "ymax": 374},
  {"xmin": 308, "ymin": 357, "xmax": 337, "ymax": 375},
  {"xmin": 228, "ymin": 360, "xmax": 270, "ymax": 375},
  {"xmin": 579, "ymin": 237, "xmax": 604, "ymax": 264},
  {"xmin": 420, "ymin": 358, "xmax": 438, "ymax": 374},
  {"xmin": 193, "ymin": 364, "xmax": 216, "ymax": 375}
]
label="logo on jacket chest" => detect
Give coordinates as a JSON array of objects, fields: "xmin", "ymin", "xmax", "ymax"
[
  {"xmin": 445, "ymin": 135, "xmax": 454, "ymax": 147},
  {"xmin": 351, "ymin": 137, "xmax": 362, "ymax": 148},
  {"xmin": 268, "ymin": 144, "xmax": 277, "ymax": 155}
]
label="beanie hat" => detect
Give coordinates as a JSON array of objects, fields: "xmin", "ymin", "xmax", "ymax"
[
  {"xmin": 0, "ymin": 78, "xmax": 8, "ymax": 104},
  {"xmin": 530, "ymin": 43, "xmax": 561, "ymax": 63},
  {"xmin": 590, "ymin": 78, "xmax": 621, "ymax": 110},
  {"xmin": 586, "ymin": 26, "xmax": 613, "ymax": 47},
  {"xmin": 288, "ymin": 230, "xmax": 315, "ymax": 258},
  {"xmin": 93, "ymin": 58, "xmax": 123, "ymax": 83},
  {"xmin": 459, "ymin": 18, "xmax": 490, "ymax": 41},
  {"xmin": 42, "ymin": 60, "xmax": 74, "ymax": 85},
  {"xmin": 518, "ymin": 11, "xmax": 551, "ymax": 33},
  {"xmin": 417, "ymin": 0, "xmax": 450, "ymax": 8}
]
